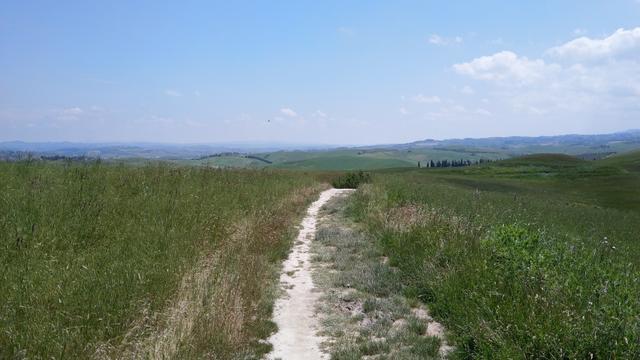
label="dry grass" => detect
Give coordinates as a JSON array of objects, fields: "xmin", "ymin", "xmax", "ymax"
[{"xmin": 94, "ymin": 184, "xmax": 326, "ymax": 360}]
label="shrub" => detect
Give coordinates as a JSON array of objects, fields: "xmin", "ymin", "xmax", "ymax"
[{"xmin": 332, "ymin": 171, "xmax": 372, "ymax": 189}]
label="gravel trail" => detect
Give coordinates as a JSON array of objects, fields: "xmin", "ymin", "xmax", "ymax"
[{"xmin": 268, "ymin": 188, "xmax": 354, "ymax": 360}]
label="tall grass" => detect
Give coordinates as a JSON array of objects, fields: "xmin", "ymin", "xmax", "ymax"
[
  {"xmin": 0, "ymin": 161, "xmax": 321, "ymax": 358},
  {"xmin": 348, "ymin": 169, "xmax": 640, "ymax": 358}
]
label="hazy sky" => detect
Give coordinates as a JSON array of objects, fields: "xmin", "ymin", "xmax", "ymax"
[{"xmin": 1, "ymin": 1, "xmax": 640, "ymax": 144}]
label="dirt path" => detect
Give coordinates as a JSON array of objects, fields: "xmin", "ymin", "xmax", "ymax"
[{"xmin": 268, "ymin": 188, "xmax": 354, "ymax": 360}]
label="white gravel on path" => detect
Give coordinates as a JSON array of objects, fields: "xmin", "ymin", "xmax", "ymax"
[{"xmin": 268, "ymin": 188, "xmax": 354, "ymax": 360}]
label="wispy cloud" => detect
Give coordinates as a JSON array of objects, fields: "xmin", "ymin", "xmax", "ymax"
[
  {"xmin": 312, "ymin": 110, "xmax": 327, "ymax": 118},
  {"xmin": 49, "ymin": 106, "xmax": 105, "ymax": 124},
  {"xmin": 280, "ymin": 108, "xmax": 298, "ymax": 117},
  {"xmin": 428, "ymin": 34, "xmax": 463, "ymax": 46},
  {"xmin": 62, "ymin": 107, "xmax": 84, "ymax": 116},
  {"xmin": 573, "ymin": 28, "xmax": 588, "ymax": 36},
  {"xmin": 164, "ymin": 89, "xmax": 182, "ymax": 97},
  {"xmin": 411, "ymin": 94, "xmax": 442, "ymax": 104},
  {"xmin": 475, "ymin": 108, "xmax": 492, "ymax": 116},
  {"xmin": 461, "ymin": 85, "xmax": 475, "ymax": 95}
]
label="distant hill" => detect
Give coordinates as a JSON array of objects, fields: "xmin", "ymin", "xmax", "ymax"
[
  {"xmin": 0, "ymin": 141, "xmax": 339, "ymax": 160},
  {"xmin": 378, "ymin": 129, "xmax": 640, "ymax": 154},
  {"xmin": 2, "ymin": 130, "xmax": 640, "ymax": 170}
]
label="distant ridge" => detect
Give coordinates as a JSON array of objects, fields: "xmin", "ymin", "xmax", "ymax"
[
  {"xmin": 2, "ymin": 129, "xmax": 639, "ymax": 160},
  {"xmin": 364, "ymin": 129, "xmax": 640, "ymax": 151},
  {"xmin": 0, "ymin": 141, "xmax": 341, "ymax": 159}
]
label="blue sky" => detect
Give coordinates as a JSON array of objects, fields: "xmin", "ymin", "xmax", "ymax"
[{"xmin": 1, "ymin": 1, "xmax": 639, "ymax": 144}]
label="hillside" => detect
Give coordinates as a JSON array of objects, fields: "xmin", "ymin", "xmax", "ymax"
[{"xmin": 346, "ymin": 152, "xmax": 640, "ymax": 358}]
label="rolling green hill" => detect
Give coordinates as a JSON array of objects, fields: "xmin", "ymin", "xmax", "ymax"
[
  {"xmin": 4, "ymin": 130, "xmax": 640, "ymax": 171},
  {"xmin": 174, "ymin": 131, "xmax": 640, "ymax": 171},
  {"xmin": 597, "ymin": 149, "xmax": 640, "ymax": 172}
]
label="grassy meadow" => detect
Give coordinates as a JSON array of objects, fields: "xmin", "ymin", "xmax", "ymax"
[
  {"xmin": 2, "ymin": 149, "xmax": 639, "ymax": 359},
  {"xmin": 0, "ymin": 161, "xmax": 324, "ymax": 358},
  {"xmin": 347, "ymin": 151, "xmax": 640, "ymax": 358}
]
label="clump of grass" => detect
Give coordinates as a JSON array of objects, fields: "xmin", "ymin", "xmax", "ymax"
[
  {"xmin": 362, "ymin": 298, "xmax": 378, "ymax": 313},
  {"xmin": 407, "ymin": 317, "xmax": 426, "ymax": 336},
  {"xmin": 410, "ymin": 336, "xmax": 441, "ymax": 357},
  {"xmin": 331, "ymin": 171, "xmax": 372, "ymax": 189},
  {"xmin": 0, "ymin": 161, "xmax": 321, "ymax": 358}
]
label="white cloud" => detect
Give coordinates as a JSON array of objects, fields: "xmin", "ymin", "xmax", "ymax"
[
  {"xmin": 453, "ymin": 51, "xmax": 556, "ymax": 85},
  {"xmin": 428, "ymin": 34, "xmax": 463, "ymax": 46},
  {"xmin": 412, "ymin": 94, "xmax": 441, "ymax": 103},
  {"xmin": 62, "ymin": 107, "xmax": 84, "ymax": 115},
  {"xmin": 428, "ymin": 34, "xmax": 444, "ymax": 45},
  {"xmin": 461, "ymin": 85, "xmax": 475, "ymax": 95},
  {"xmin": 547, "ymin": 27, "xmax": 640, "ymax": 61},
  {"xmin": 51, "ymin": 106, "xmax": 105, "ymax": 123},
  {"xmin": 475, "ymin": 108, "xmax": 492, "ymax": 116},
  {"xmin": 135, "ymin": 115, "xmax": 175, "ymax": 126},
  {"xmin": 453, "ymin": 27, "xmax": 640, "ymax": 122},
  {"xmin": 573, "ymin": 28, "xmax": 588, "ymax": 36},
  {"xmin": 165, "ymin": 89, "xmax": 182, "ymax": 97},
  {"xmin": 312, "ymin": 110, "xmax": 327, "ymax": 118},
  {"xmin": 280, "ymin": 108, "xmax": 298, "ymax": 117},
  {"xmin": 399, "ymin": 107, "xmax": 409, "ymax": 115}
]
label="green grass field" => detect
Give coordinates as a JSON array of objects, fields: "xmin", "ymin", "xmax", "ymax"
[
  {"xmin": 172, "ymin": 148, "xmax": 507, "ymax": 171},
  {"xmin": 2, "ymin": 150, "xmax": 639, "ymax": 358},
  {"xmin": 347, "ymin": 151, "xmax": 640, "ymax": 358},
  {"xmin": 0, "ymin": 161, "xmax": 323, "ymax": 358}
]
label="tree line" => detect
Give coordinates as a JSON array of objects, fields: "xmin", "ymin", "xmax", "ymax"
[{"xmin": 418, "ymin": 158, "xmax": 494, "ymax": 168}]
